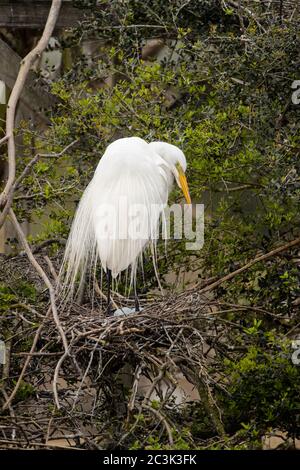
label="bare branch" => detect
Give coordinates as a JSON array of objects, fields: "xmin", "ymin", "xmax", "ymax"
[
  {"xmin": 142, "ymin": 404, "xmax": 174, "ymax": 447},
  {"xmin": 0, "ymin": 135, "xmax": 9, "ymax": 147},
  {"xmin": 2, "ymin": 307, "xmax": 52, "ymax": 411},
  {"xmin": 0, "ymin": 0, "xmax": 62, "ymax": 227},
  {"xmin": 44, "ymin": 255, "xmax": 58, "ymax": 283},
  {"xmin": 8, "ymin": 208, "xmax": 69, "ymax": 409},
  {"xmin": 199, "ymin": 237, "xmax": 300, "ymax": 294}
]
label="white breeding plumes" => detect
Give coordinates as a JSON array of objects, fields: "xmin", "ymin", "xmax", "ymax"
[{"xmin": 59, "ymin": 137, "xmax": 191, "ymax": 307}]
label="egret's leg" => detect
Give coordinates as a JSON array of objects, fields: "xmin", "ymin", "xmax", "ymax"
[
  {"xmin": 134, "ymin": 278, "xmax": 140, "ymax": 312},
  {"xmin": 106, "ymin": 268, "xmax": 112, "ymax": 316}
]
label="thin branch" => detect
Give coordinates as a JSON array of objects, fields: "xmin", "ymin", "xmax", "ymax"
[
  {"xmin": 199, "ymin": 237, "xmax": 300, "ymax": 294},
  {"xmin": 0, "ymin": 135, "xmax": 9, "ymax": 147},
  {"xmin": 44, "ymin": 255, "xmax": 58, "ymax": 283},
  {"xmin": 19, "ymin": 238, "xmax": 66, "ymax": 256},
  {"xmin": 2, "ymin": 308, "xmax": 52, "ymax": 411},
  {"xmin": 14, "ymin": 184, "xmax": 76, "ymax": 201},
  {"xmin": 1, "ymin": 340, "xmax": 11, "ymax": 388},
  {"xmin": 14, "ymin": 139, "xmax": 78, "ymax": 191},
  {"xmin": 8, "ymin": 209, "xmax": 69, "ymax": 409},
  {"xmin": 227, "ymin": 0, "xmax": 267, "ymax": 33},
  {"xmin": 0, "ymin": 0, "xmax": 62, "ymax": 228},
  {"xmin": 142, "ymin": 404, "xmax": 174, "ymax": 447}
]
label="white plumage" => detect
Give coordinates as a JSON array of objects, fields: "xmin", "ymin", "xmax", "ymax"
[{"xmin": 59, "ymin": 137, "xmax": 190, "ymax": 302}]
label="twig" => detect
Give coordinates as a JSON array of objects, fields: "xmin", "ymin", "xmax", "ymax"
[
  {"xmin": 127, "ymin": 364, "xmax": 143, "ymax": 414},
  {"xmin": 14, "ymin": 184, "xmax": 76, "ymax": 201},
  {"xmin": 227, "ymin": 1, "xmax": 267, "ymax": 33},
  {"xmin": 2, "ymin": 308, "xmax": 52, "ymax": 411},
  {"xmin": 9, "ymin": 210, "xmax": 67, "ymax": 349},
  {"xmin": 181, "ymin": 364, "xmax": 225, "ymax": 437},
  {"xmin": 44, "ymin": 255, "xmax": 58, "ymax": 283},
  {"xmin": 199, "ymin": 237, "xmax": 300, "ymax": 294},
  {"xmin": 18, "ymin": 238, "xmax": 65, "ymax": 256},
  {"xmin": 1, "ymin": 389, "xmax": 16, "ymax": 440},
  {"xmin": 197, "ymin": 376, "xmax": 225, "ymax": 438},
  {"xmin": 0, "ymin": 135, "xmax": 9, "ymax": 146},
  {"xmin": 14, "ymin": 139, "xmax": 78, "ymax": 191},
  {"xmin": 142, "ymin": 404, "xmax": 174, "ymax": 447},
  {"xmin": 53, "ymin": 352, "xmax": 69, "ymax": 409}
]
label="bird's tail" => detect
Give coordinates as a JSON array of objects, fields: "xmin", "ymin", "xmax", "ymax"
[{"xmin": 57, "ymin": 181, "xmax": 97, "ymax": 304}]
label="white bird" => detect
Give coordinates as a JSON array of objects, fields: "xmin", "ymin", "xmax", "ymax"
[{"xmin": 60, "ymin": 136, "xmax": 191, "ymax": 314}]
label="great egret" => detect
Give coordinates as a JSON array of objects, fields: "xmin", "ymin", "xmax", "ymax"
[{"xmin": 60, "ymin": 137, "xmax": 191, "ymax": 315}]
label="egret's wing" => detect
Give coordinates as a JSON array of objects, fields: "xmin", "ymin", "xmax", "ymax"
[{"xmin": 92, "ymin": 159, "xmax": 168, "ymax": 277}]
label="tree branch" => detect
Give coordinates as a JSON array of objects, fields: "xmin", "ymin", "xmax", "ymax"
[
  {"xmin": 199, "ymin": 237, "xmax": 300, "ymax": 294},
  {"xmin": 0, "ymin": 0, "xmax": 62, "ymax": 228},
  {"xmin": 14, "ymin": 139, "xmax": 78, "ymax": 191},
  {"xmin": 8, "ymin": 208, "xmax": 69, "ymax": 409},
  {"xmin": 227, "ymin": 0, "xmax": 267, "ymax": 33},
  {"xmin": 2, "ymin": 308, "xmax": 52, "ymax": 411}
]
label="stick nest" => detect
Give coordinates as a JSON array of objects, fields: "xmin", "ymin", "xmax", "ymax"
[{"xmin": 0, "ymin": 253, "xmax": 248, "ymax": 449}]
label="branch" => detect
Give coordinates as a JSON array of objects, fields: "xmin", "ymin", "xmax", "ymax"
[
  {"xmin": 19, "ymin": 238, "xmax": 66, "ymax": 256},
  {"xmin": 44, "ymin": 255, "xmax": 58, "ymax": 283},
  {"xmin": 0, "ymin": 0, "xmax": 62, "ymax": 228},
  {"xmin": 14, "ymin": 139, "xmax": 78, "ymax": 191},
  {"xmin": 227, "ymin": 0, "xmax": 267, "ymax": 33},
  {"xmin": 0, "ymin": 139, "xmax": 77, "ymax": 228},
  {"xmin": 0, "ymin": 135, "xmax": 9, "ymax": 147},
  {"xmin": 199, "ymin": 237, "xmax": 300, "ymax": 294},
  {"xmin": 180, "ymin": 363, "xmax": 225, "ymax": 437},
  {"xmin": 142, "ymin": 404, "xmax": 174, "ymax": 447},
  {"xmin": 2, "ymin": 307, "xmax": 52, "ymax": 411},
  {"xmin": 14, "ymin": 184, "xmax": 76, "ymax": 201},
  {"xmin": 8, "ymin": 209, "xmax": 69, "ymax": 409}
]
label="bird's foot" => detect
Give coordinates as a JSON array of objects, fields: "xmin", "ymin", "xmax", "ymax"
[
  {"xmin": 106, "ymin": 302, "xmax": 114, "ymax": 317},
  {"xmin": 135, "ymin": 298, "xmax": 140, "ymax": 313}
]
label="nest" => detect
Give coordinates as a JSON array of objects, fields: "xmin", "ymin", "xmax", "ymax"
[
  {"xmin": 3, "ymin": 246, "xmax": 296, "ymax": 449},
  {"xmin": 1, "ymin": 259, "xmax": 242, "ymax": 450}
]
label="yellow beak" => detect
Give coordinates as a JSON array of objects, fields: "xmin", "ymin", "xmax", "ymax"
[{"xmin": 178, "ymin": 168, "xmax": 192, "ymax": 205}]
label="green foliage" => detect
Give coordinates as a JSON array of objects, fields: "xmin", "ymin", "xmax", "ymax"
[
  {"xmin": 13, "ymin": 380, "xmax": 35, "ymax": 402},
  {"xmin": 0, "ymin": 281, "xmax": 37, "ymax": 312},
  {"xmin": 220, "ymin": 336, "xmax": 300, "ymax": 438},
  {"xmin": 0, "ymin": 284, "xmax": 17, "ymax": 310}
]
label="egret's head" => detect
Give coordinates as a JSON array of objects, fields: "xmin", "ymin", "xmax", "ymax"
[{"xmin": 149, "ymin": 141, "xmax": 191, "ymax": 204}]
